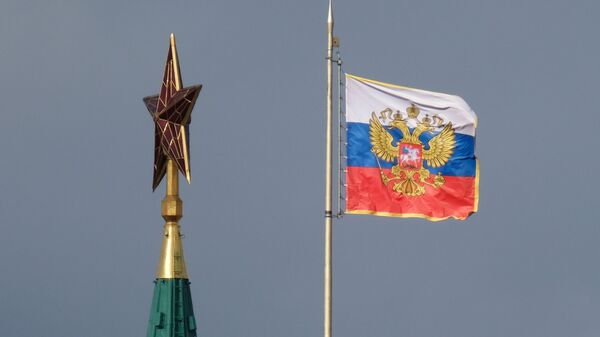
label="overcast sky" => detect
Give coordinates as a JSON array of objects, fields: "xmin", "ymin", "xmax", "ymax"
[{"xmin": 1, "ymin": 1, "xmax": 599, "ymax": 337}]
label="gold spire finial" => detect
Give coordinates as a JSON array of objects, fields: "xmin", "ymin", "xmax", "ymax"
[
  {"xmin": 156, "ymin": 35, "xmax": 187, "ymax": 278},
  {"xmin": 155, "ymin": 34, "xmax": 188, "ymax": 279},
  {"xmin": 156, "ymin": 159, "xmax": 189, "ymax": 279}
]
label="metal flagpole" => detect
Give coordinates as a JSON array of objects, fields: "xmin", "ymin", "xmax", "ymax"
[
  {"xmin": 335, "ymin": 45, "xmax": 343, "ymax": 218},
  {"xmin": 324, "ymin": 1, "xmax": 334, "ymax": 337}
]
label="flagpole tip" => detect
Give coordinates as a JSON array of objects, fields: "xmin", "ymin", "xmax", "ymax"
[{"xmin": 327, "ymin": 0, "xmax": 333, "ymax": 23}]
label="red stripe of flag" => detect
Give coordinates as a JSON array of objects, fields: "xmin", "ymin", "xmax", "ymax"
[{"xmin": 346, "ymin": 167, "xmax": 478, "ymax": 221}]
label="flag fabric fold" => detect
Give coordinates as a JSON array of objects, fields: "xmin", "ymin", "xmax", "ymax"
[{"xmin": 345, "ymin": 74, "xmax": 479, "ymax": 221}]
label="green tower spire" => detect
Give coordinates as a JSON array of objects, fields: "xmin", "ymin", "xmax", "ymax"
[
  {"xmin": 143, "ymin": 34, "xmax": 202, "ymax": 337},
  {"xmin": 147, "ymin": 279, "xmax": 197, "ymax": 337}
]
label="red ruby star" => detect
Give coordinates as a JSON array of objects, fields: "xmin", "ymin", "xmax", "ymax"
[{"xmin": 143, "ymin": 35, "xmax": 202, "ymax": 190}]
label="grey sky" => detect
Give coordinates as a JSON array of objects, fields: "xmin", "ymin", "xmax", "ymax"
[{"xmin": 1, "ymin": 1, "xmax": 599, "ymax": 336}]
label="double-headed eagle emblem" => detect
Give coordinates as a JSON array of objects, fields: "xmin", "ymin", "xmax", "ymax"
[{"xmin": 369, "ymin": 104, "xmax": 456, "ymax": 196}]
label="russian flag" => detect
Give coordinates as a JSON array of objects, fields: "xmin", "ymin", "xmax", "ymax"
[{"xmin": 345, "ymin": 74, "xmax": 479, "ymax": 221}]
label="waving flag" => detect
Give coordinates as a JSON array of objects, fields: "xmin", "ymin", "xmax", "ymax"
[{"xmin": 345, "ymin": 74, "xmax": 479, "ymax": 221}]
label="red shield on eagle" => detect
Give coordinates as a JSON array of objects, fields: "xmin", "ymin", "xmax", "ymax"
[{"xmin": 399, "ymin": 143, "xmax": 422, "ymax": 170}]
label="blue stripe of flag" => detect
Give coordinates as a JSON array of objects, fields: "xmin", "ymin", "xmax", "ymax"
[{"xmin": 347, "ymin": 122, "xmax": 476, "ymax": 177}]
